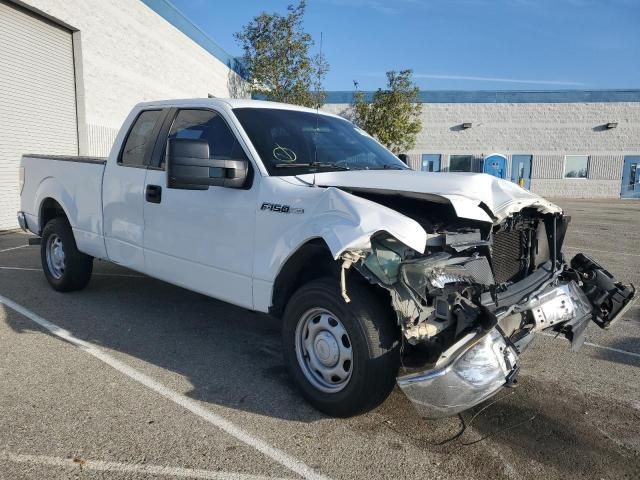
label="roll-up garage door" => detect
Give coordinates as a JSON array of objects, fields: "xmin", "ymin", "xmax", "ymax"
[{"xmin": 0, "ymin": 0, "xmax": 78, "ymax": 230}]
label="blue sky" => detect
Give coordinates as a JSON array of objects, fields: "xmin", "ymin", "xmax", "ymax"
[{"xmin": 170, "ymin": 0, "xmax": 639, "ymax": 91}]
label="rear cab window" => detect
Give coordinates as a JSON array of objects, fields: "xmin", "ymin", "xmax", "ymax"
[{"xmin": 119, "ymin": 110, "xmax": 163, "ymax": 167}]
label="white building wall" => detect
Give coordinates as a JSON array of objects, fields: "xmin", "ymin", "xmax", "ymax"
[
  {"xmin": 21, "ymin": 0, "xmax": 246, "ymax": 156},
  {"xmin": 323, "ymin": 102, "xmax": 640, "ymax": 198}
]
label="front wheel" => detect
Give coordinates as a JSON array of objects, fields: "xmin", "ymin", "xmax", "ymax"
[
  {"xmin": 282, "ymin": 277, "xmax": 400, "ymax": 417},
  {"xmin": 41, "ymin": 217, "xmax": 93, "ymax": 292}
]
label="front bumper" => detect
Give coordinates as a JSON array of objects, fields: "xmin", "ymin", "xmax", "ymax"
[
  {"xmin": 397, "ymin": 276, "xmax": 611, "ymax": 418},
  {"xmin": 398, "ymin": 327, "xmax": 520, "ymax": 418}
]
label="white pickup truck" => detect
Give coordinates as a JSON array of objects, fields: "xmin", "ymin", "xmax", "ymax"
[{"xmin": 19, "ymin": 98, "xmax": 635, "ymax": 418}]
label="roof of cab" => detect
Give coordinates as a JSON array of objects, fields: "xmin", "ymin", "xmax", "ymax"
[{"xmin": 134, "ymin": 98, "xmax": 344, "ymax": 119}]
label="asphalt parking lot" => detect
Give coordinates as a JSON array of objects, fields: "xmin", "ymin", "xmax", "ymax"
[{"xmin": 0, "ymin": 198, "xmax": 638, "ymax": 480}]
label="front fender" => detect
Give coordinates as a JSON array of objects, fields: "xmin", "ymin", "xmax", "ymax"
[
  {"xmin": 301, "ymin": 186, "xmax": 427, "ymax": 258},
  {"xmin": 252, "ymin": 181, "xmax": 428, "ymax": 311}
]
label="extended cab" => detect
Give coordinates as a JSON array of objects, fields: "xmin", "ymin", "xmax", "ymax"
[{"xmin": 18, "ymin": 99, "xmax": 636, "ymax": 418}]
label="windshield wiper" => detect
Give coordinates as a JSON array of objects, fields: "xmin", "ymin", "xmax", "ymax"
[
  {"xmin": 274, "ymin": 162, "xmax": 351, "ymax": 171},
  {"xmin": 370, "ymin": 164, "xmax": 406, "ymax": 170}
]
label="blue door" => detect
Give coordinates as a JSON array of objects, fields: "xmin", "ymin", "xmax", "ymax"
[
  {"xmin": 421, "ymin": 154, "xmax": 441, "ymax": 172},
  {"xmin": 621, "ymin": 156, "xmax": 640, "ymax": 198},
  {"xmin": 483, "ymin": 154, "xmax": 507, "ymax": 179},
  {"xmin": 511, "ymin": 155, "xmax": 532, "ymax": 190}
]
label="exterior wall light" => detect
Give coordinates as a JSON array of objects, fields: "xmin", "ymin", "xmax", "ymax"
[
  {"xmin": 606, "ymin": 122, "xmax": 618, "ymax": 129},
  {"xmin": 462, "ymin": 122, "xmax": 472, "ymax": 129}
]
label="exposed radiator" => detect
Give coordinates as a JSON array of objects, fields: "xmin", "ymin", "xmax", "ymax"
[{"xmin": 492, "ymin": 229, "xmax": 527, "ymax": 283}]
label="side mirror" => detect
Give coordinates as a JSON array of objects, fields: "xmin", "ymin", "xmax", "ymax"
[{"xmin": 167, "ymin": 138, "xmax": 249, "ymax": 190}]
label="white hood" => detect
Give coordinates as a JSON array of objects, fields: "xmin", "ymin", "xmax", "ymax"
[{"xmin": 295, "ymin": 170, "xmax": 561, "ymax": 223}]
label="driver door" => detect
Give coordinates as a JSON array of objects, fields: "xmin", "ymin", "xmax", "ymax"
[{"xmin": 142, "ymin": 108, "xmax": 258, "ymax": 308}]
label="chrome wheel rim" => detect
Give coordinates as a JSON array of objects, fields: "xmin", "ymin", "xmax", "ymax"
[
  {"xmin": 46, "ymin": 234, "xmax": 65, "ymax": 279},
  {"xmin": 295, "ymin": 308, "xmax": 353, "ymax": 393}
]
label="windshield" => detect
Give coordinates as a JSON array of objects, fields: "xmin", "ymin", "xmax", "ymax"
[{"xmin": 233, "ymin": 108, "xmax": 409, "ymax": 176}]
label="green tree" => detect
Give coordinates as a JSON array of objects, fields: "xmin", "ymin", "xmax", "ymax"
[
  {"xmin": 352, "ymin": 70, "xmax": 423, "ymax": 154},
  {"xmin": 234, "ymin": 1, "xmax": 327, "ymax": 108}
]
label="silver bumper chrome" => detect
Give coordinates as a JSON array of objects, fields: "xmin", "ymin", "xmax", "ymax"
[
  {"xmin": 17, "ymin": 212, "xmax": 27, "ymax": 232},
  {"xmin": 397, "ymin": 280, "xmax": 594, "ymax": 418},
  {"xmin": 398, "ymin": 328, "xmax": 518, "ymax": 418}
]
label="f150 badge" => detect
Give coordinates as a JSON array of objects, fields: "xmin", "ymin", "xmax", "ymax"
[{"xmin": 261, "ymin": 202, "xmax": 304, "ymax": 214}]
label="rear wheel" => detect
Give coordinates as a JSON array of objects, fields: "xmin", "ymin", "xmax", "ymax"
[
  {"xmin": 282, "ymin": 277, "xmax": 400, "ymax": 417},
  {"xmin": 41, "ymin": 218, "xmax": 93, "ymax": 292}
]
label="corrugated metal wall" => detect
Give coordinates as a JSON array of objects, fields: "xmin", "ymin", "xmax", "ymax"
[
  {"xmin": 87, "ymin": 124, "xmax": 119, "ymax": 157},
  {"xmin": 531, "ymin": 155, "xmax": 564, "ymax": 179},
  {"xmin": 0, "ymin": 0, "xmax": 78, "ymax": 230},
  {"xmin": 406, "ymin": 153, "xmax": 421, "ymax": 171},
  {"xmin": 588, "ymin": 155, "xmax": 624, "ymax": 179}
]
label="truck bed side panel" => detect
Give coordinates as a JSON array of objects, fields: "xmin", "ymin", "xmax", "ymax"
[{"xmin": 20, "ymin": 155, "xmax": 108, "ymax": 260}]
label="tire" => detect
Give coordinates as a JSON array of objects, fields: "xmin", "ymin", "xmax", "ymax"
[
  {"xmin": 282, "ymin": 277, "xmax": 400, "ymax": 417},
  {"xmin": 40, "ymin": 217, "xmax": 93, "ymax": 292}
]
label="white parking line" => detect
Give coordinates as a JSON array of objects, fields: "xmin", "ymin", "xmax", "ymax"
[
  {"xmin": 564, "ymin": 246, "xmax": 640, "ymax": 258},
  {"xmin": 568, "ymin": 229, "xmax": 635, "ymax": 236},
  {"xmin": 0, "ymin": 266, "xmax": 145, "ymax": 278},
  {"xmin": 0, "ymin": 245, "xmax": 28, "ymax": 253},
  {"xmin": 1, "ymin": 452, "xmax": 291, "ymax": 480},
  {"xmin": 0, "ymin": 293, "xmax": 330, "ymax": 480},
  {"xmin": 540, "ymin": 332, "xmax": 640, "ymax": 359},
  {"xmin": 571, "ymin": 221, "xmax": 639, "ymax": 228}
]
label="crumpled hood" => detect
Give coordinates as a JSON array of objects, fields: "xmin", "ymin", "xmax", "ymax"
[{"xmin": 295, "ymin": 170, "xmax": 562, "ymax": 223}]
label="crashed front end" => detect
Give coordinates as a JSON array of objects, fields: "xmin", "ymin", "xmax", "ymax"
[{"xmin": 343, "ymin": 198, "xmax": 636, "ymax": 418}]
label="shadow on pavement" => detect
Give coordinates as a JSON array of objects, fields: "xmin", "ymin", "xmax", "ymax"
[
  {"xmin": 369, "ymin": 377, "xmax": 638, "ymax": 480},
  {"xmin": 3, "ymin": 266, "xmax": 324, "ymax": 423},
  {"xmin": 589, "ymin": 335, "xmax": 640, "ymax": 368}
]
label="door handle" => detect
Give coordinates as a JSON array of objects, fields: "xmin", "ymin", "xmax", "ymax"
[{"xmin": 145, "ymin": 185, "xmax": 162, "ymax": 204}]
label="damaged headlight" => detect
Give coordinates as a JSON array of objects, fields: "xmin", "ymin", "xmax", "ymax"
[
  {"xmin": 402, "ymin": 254, "xmax": 495, "ymax": 293},
  {"xmin": 362, "ymin": 236, "xmax": 408, "ymax": 285},
  {"xmin": 453, "ymin": 329, "xmax": 515, "ymax": 387}
]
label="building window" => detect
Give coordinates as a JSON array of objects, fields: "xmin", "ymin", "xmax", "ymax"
[
  {"xmin": 421, "ymin": 154, "xmax": 441, "ymax": 172},
  {"xmin": 564, "ymin": 155, "xmax": 589, "ymax": 178},
  {"xmin": 449, "ymin": 155, "xmax": 473, "ymax": 172}
]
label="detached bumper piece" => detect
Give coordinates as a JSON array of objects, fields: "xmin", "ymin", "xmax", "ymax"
[
  {"xmin": 397, "ymin": 328, "xmax": 518, "ymax": 418},
  {"xmin": 570, "ymin": 253, "xmax": 636, "ymax": 329}
]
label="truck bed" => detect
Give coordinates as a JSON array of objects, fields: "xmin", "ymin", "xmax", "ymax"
[
  {"xmin": 23, "ymin": 154, "xmax": 107, "ymax": 165},
  {"xmin": 20, "ymin": 154, "xmax": 108, "ymax": 260}
]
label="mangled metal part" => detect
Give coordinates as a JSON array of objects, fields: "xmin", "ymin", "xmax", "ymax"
[
  {"xmin": 339, "ymin": 250, "xmax": 365, "ymax": 303},
  {"xmin": 423, "ymin": 229, "xmax": 490, "ymax": 252},
  {"xmin": 445, "ymin": 230, "xmax": 491, "ymax": 252},
  {"xmin": 526, "ymin": 281, "xmax": 592, "ymax": 332},
  {"xmin": 354, "ymin": 235, "xmax": 497, "ymax": 344},
  {"xmin": 524, "ymin": 281, "xmax": 593, "ymax": 350},
  {"xmin": 397, "ymin": 327, "xmax": 519, "ymax": 418}
]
